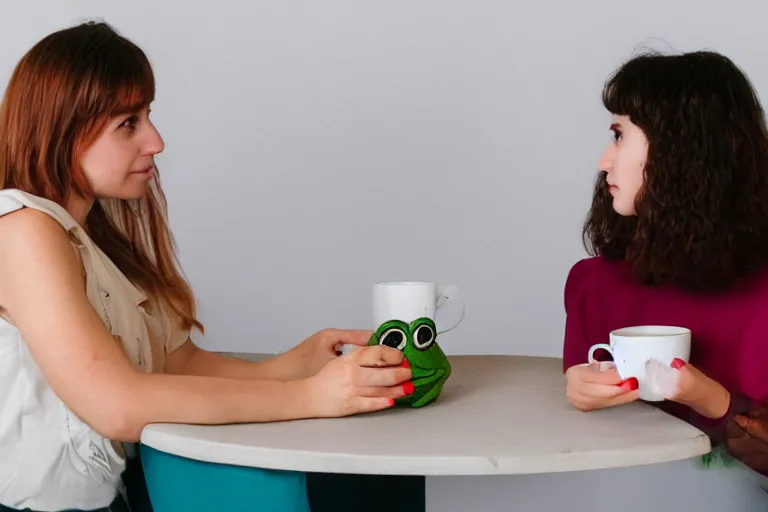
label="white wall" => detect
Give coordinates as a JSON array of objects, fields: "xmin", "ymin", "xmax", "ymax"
[
  {"xmin": 3, "ymin": 1, "xmax": 768, "ymax": 358},
  {"xmin": 2, "ymin": 1, "xmax": 767, "ymax": 510}
]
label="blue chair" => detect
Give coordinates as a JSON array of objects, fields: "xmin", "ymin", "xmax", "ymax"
[{"xmin": 139, "ymin": 443, "xmax": 311, "ymax": 512}]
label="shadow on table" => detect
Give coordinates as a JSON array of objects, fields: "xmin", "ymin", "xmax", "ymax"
[{"xmin": 306, "ymin": 473, "xmax": 424, "ymax": 512}]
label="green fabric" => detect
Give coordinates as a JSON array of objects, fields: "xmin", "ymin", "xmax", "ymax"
[
  {"xmin": 139, "ymin": 444, "xmax": 310, "ymax": 512},
  {"xmin": 699, "ymin": 444, "xmax": 737, "ymax": 469},
  {"xmin": 368, "ymin": 317, "xmax": 452, "ymax": 408}
]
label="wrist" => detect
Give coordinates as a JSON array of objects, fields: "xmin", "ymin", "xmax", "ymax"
[
  {"xmin": 286, "ymin": 376, "xmax": 318, "ymax": 419},
  {"xmin": 262, "ymin": 347, "xmax": 307, "ymax": 381},
  {"xmin": 691, "ymin": 380, "xmax": 731, "ymax": 419}
]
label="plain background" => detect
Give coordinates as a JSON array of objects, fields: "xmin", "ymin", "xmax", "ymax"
[{"xmin": 2, "ymin": 1, "xmax": 767, "ymax": 510}]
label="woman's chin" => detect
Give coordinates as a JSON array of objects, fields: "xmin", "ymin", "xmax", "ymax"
[
  {"xmin": 107, "ymin": 184, "xmax": 151, "ymax": 202},
  {"xmin": 612, "ymin": 200, "xmax": 636, "ymax": 216}
]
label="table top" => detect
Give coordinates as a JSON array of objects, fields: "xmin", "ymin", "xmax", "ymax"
[{"xmin": 140, "ymin": 354, "xmax": 711, "ymax": 476}]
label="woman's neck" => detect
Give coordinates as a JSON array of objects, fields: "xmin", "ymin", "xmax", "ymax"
[{"xmin": 65, "ymin": 194, "xmax": 95, "ymax": 227}]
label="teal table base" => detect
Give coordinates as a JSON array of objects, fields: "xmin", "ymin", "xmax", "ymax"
[{"xmin": 140, "ymin": 444, "xmax": 310, "ymax": 512}]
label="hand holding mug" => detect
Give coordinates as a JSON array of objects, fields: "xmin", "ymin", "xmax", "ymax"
[
  {"xmin": 287, "ymin": 328, "xmax": 374, "ymax": 379},
  {"xmin": 301, "ymin": 344, "xmax": 414, "ymax": 417},
  {"xmin": 587, "ymin": 325, "xmax": 691, "ymax": 402},
  {"xmin": 660, "ymin": 358, "xmax": 731, "ymax": 419},
  {"xmin": 565, "ymin": 361, "xmax": 640, "ymax": 411}
]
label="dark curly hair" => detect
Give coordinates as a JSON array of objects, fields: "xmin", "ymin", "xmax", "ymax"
[{"xmin": 583, "ymin": 50, "xmax": 768, "ymax": 293}]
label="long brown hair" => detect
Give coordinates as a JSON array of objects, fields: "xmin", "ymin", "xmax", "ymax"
[
  {"xmin": 0, "ymin": 21, "xmax": 203, "ymax": 335},
  {"xmin": 583, "ymin": 50, "xmax": 768, "ymax": 293}
]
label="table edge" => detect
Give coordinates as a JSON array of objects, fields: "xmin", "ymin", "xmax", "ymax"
[
  {"xmin": 139, "ymin": 427, "xmax": 711, "ymax": 476},
  {"xmin": 142, "ymin": 354, "xmax": 712, "ymax": 475}
]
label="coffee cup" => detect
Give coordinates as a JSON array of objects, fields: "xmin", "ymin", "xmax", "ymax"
[
  {"xmin": 341, "ymin": 281, "xmax": 464, "ymax": 356},
  {"xmin": 372, "ymin": 281, "xmax": 464, "ymax": 333},
  {"xmin": 366, "ymin": 281, "xmax": 462, "ymax": 407},
  {"xmin": 587, "ymin": 325, "xmax": 691, "ymax": 401}
]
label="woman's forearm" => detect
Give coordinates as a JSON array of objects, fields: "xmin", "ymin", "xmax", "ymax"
[
  {"xmin": 112, "ymin": 372, "xmax": 311, "ymax": 442},
  {"xmin": 165, "ymin": 341, "xmax": 305, "ymax": 382},
  {"xmin": 180, "ymin": 348, "xmax": 301, "ymax": 381}
]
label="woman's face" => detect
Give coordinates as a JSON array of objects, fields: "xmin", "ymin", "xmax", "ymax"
[
  {"xmin": 79, "ymin": 105, "xmax": 164, "ymax": 200},
  {"xmin": 597, "ymin": 114, "xmax": 648, "ymax": 216}
]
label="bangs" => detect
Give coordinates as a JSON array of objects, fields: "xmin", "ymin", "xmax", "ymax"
[
  {"xmin": 75, "ymin": 29, "xmax": 156, "ymax": 120},
  {"xmin": 601, "ymin": 53, "xmax": 662, "ymax": 120},
  {"xmin": 111, "ymin": 70, "xmax": 154, "ymax": 116},
  {"xmin": 104, "ymin": 44, "xmax": 155, "ymax": 116}
]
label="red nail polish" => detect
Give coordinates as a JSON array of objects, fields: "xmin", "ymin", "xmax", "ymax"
[
  {"xmin": 403, "ymin": 382, "xmax": 415, "ymax": 395},
  {"xmin": 400, "ymin": 359, "xmax": 410, "ymax": 369},
  {"xmin": 671, "ymin": 358, "xmax": 686, "ymax": 370},
  {"xmin": 387, "ymin": 398, "xmax": 395, "ymax": 406},
  {"xmin": 619, "ymin": 377, "xmax": 638, "ymax": 391}
]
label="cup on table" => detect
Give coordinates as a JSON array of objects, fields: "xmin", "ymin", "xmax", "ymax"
[
  {"xmin": 372, "ymin": 281, "xmax": 464, "ymax": 333},
  {"xmin": 368, "ymin": 281, "xmax": 462, "ymax": 407},
  {"xmin": 587, "ymin": 325, "xmax": 691, "ymax": 401},
  {"xmin": 341, "ymin": 281, "xmax": 465, "ymax": 355}
]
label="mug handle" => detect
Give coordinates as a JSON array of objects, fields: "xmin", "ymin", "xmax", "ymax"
[
  {"xmin": 435, "ymin": 284, "xmax": 465, "ymax": 335},
  {"xmin": 587, "ymin": 343, "xmax": 613, "ymax": 363}
]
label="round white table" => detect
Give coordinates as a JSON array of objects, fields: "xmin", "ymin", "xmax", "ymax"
[{"xmin": 140, "ymin": 355, "xmax": 710, "ymax": 476}]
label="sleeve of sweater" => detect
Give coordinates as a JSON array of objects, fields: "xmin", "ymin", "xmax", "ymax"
[
  {"xmin": 722, "ymin": 399, "xmax": 768, "ymax": 476},
  {"xmin": 692, "ymin": 319, "xmax": 768, "ymax": 477},
  {"xmin": 654, "ymin": 368, "xmax": 768, "ymax": 476},
  {"xmin": 666, "ymin": 393, "xmax": 768, "ymax": 477},
  {"xmin": 562, "ymin": 259, "xmax": 595, "ymax": 371}
]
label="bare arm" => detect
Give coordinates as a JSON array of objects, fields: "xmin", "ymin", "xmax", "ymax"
[
  {"xmin": 165, "ymin": 340, "xmax": 302, "ymax": 381},
  {"xmin": 0, "ymin": 210, "xmax": 316, "ymax": 442}
]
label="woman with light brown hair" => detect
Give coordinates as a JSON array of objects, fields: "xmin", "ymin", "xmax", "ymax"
[{"xmin": 0, "ymin": 21, "xmax": 413, "ymax": 511}]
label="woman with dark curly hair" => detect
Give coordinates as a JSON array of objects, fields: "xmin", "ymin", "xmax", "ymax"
[{"xmin": 563, "ymin": 50, "xmax": 768, "ymax": 480}]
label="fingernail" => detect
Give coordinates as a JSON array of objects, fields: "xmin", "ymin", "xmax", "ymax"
[
  {"xmin": 619, "ymin": 377, "xmax": 639, "ymax": 391},
  {"xmin": 387, "ymin": 398, "xmax": 395, "ymax": 407},
  {"xmin": 598, "ymin": 361, "xmax": 616, "ymax": 372},
  {"xmin": 402, "ymin": 381, "xmax": 415, "ymax": 395},
  {"xmin": 670, "ymin": 358, "xmax": 686, "ymax": 370},
  {"xmin": 400, "ymin": 359, "xmax": 410, "ymax": 369}
]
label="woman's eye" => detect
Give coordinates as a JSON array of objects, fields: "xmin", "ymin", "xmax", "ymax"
[
  {"xmin": 611, "ymin": 129, "xmax": 622, "ymax": 142},
  {"xmin": 119, "ymin": 115, "xmax": 139, "ymax": 130}
]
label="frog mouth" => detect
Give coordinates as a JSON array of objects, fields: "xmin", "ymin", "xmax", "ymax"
[{"xmin": 410, "ymin": 366, "xmax": 444, "ymax": 387}]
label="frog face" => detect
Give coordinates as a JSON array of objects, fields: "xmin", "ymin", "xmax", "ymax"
[{"xmin": 368, "ymin": 317, "xmax": 451, "ymax": 408}]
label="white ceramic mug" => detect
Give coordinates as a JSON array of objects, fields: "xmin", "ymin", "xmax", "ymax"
[
  {"xmin": 587, "ymin": 325, "xmax": 691, "ymax": 401},
  {"xmin": 372, "ymin": 281, "xmax": 464, "ymax": 332},
  {"xmin": 341, "ymin": 281, "xmax": 464, "ymax": 355}
]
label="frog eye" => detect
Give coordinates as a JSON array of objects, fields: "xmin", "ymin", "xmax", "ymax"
[
  {"xmin": 413, "ymin": 324, "xmax": 435, "ymax": 350},
  {"xmin": 379, "ymin": 328, "xmax": 407, "ymax": 351}
]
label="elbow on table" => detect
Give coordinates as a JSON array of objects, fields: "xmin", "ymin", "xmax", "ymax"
[
  {"xmin": 86, "ymin": 407, "xmax": 146, "ymax": 443},
  {"xmin": 77, "ymin": 384, "xmax": 151, "ymax": 442}
]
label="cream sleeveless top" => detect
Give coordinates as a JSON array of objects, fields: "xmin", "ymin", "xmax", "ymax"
[{"xmin": 0, "ymin": 189, "xmax": 190, "ymax": 511}]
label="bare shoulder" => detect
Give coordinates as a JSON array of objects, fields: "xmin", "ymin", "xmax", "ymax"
[
  {"xmin": 0, "ymin": 205, "xmax": 143, "ymax": 439},
  {"xmin": 0, "ymin": 206, "xmax": 73, "ymax": 248},
  {"xmin": 0, "ymin": 207, "xmax": 83, "ymax": 310}
]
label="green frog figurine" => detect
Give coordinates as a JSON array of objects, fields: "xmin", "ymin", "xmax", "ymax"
[{"xmin": 368, "ymin": 317, "xmax": 451, "ymax": 408}]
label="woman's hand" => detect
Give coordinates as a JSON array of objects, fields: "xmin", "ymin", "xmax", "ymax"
[
  {"xmin": 299, "ymin": 344, "xmax": 413, "ymax": 417},
  {"xmin": 566, "ymin": 361, "xmax": 640, "ymax": 411},
  {"xmin": 286, "ymin": 328, "xmax": 373, "ymax": 379},
  {"xmin": 662, "ymin": 359, "xmax": 731, "ymax": 419}
]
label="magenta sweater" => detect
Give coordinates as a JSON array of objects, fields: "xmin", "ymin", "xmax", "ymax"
[{"xmin": 562, "ymin": 256, "xmax": 768, "ymax": 475}]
